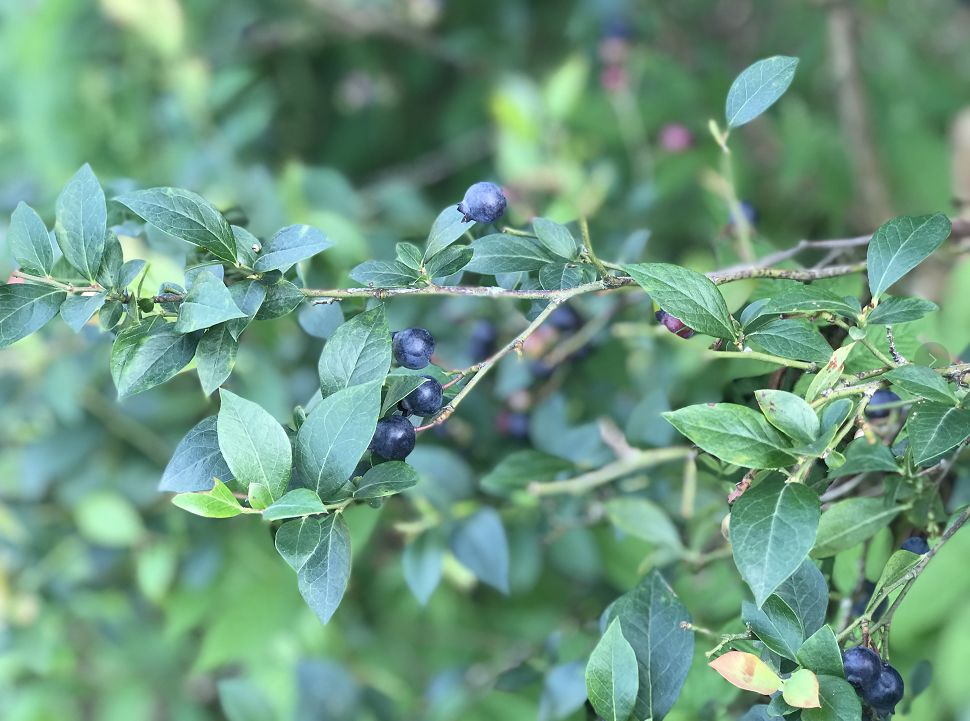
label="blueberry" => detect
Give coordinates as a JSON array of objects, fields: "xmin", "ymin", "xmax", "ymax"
[
  {"xmin": 370, "ymin": 416, "xmax": 416, "ymax": 461},
  {"xmin": 529, "ymin": 359, "xmax": 555, "ymax": 379},
  {"xmin": 862, "ymin": 662, "xmax": 904, "ymax": 715},
  {"xmin": 730, "ymin": 201, "xmax": 758, "ymax": 226},
  {"xmin": 496, "ymin": 410, "xmax": 530, "ymax": 441},
  {"xmin": 457, "ymin": 182, "xmax": 507, "ymax": 224},
  {"xmin": 900, "ymin": 536, "xmax": 930, "ymax": 555},
  {"xmin": 842, "ymin": 646, "xmax": 881, "ymax": 690},
  {"xmin": 548, "ymin": 305, "xmax": 583, "ymax": 333},
  {"xmin": 392, "ymin": 328, "xmax": 435, "ymax": 369},
  {"xmin": 399, "ymin": 376, "xmax": 443, "ymax": 416},
  {"xmin": 655, "ymin": 309, "xmax": 695, "ymax": 339},
  {"xmin": 469, "ymin": 320, "xmax": 497, "ymax": 362},
  {"xmin": 865, "ymin": 389, "xmax": 901, "ymax": 420}
]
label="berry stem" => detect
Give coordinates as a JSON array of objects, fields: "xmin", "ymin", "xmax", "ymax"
[{"xmin": 527, "ymin": 446, "xmax": 695, "ymax": 496}]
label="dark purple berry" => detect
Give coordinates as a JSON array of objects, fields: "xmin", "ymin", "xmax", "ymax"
[
  {"xmin": 457, "ymin": 182, "xmax": 507, "ymax": 224},
  {"xmin": 865, "ymin": 389, "xmax": 900, "ymax": 420},
  {"xmin": 469, "ymin": 320, "xmax": 497, "ymax": 362},
  {"xmin": 842, "ymin": 646, "xmax": 881, "ymax": 690},
  {"xmin": 901, "ymin": 536, "xmax": 929, "ymax": 555},
  {"xmin": 862, "ymin": 662, "xmax": 904, "ymax": 715},
  {"xmin": 655, "ymin": 309, "xmax": 695, "ymax": 339},
  {"xmin": 370, "ymin": 416, "xmax": 416, "ymax": 460},
  {"xmin": 392, "ymin": 328, "xmax": 435, "ymax": 370},
  {"xmin": 496, "ymin": 411, "xmax": 530, "ymax": 441},
  {"xmin": 399, "ymin": 376, "xmax": 443, "ymax": 417},
  {"xmin": 528, "ymin": 359, "xmax": 555, "ymax": 379},
  {"xmin": 548, "ymin": 305, "xmax": 583, "ymax": 333},
  {"xmin": 730, "ymin": 201, "xmax": 758, "ymax": 226}
]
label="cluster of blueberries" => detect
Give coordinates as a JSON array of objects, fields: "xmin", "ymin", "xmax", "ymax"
[
  {"xmin": 842, "ymin": 646, "xmax": 904, "ymax": 716},
  {"xmin": 369, "ymin": 328, "xmax": 443, "ymax": 462}
]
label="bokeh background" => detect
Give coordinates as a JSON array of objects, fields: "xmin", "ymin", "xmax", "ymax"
[{"xmin": 3, "ymin": 1, "xmax": 970, "ymax": 719}]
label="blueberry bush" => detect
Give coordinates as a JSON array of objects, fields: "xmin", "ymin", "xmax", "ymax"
[{"xmin": 4, "ymin": 4, "xmax": 970, "ymax": 720}]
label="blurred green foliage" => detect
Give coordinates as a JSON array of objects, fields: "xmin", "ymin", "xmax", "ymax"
[{"xmin": 2, "ymin": 1, "xmax": 970, "ymax": 720}]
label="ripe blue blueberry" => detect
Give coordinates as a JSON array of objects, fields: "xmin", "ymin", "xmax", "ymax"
[
  {"xmin": 842, "ymin": 646, "xmax": 881, "ymax": 690},
  {"xmin": 548, "ymin": 305, "xmax": 583, "ymax": 333},
  {"xmin": 865, "ymin": 388, "xmax": 901, "ymax": 419},
  {"xmin": 496, "ymin": 410, "xmax": 530, "ymax": 441},
  {"xmin": 399, "ymin": 376, "xmax": 443, "ymax": 416},
  {"xmin": 862, "ymin": 662, "xmax": 904, "ymax": 715},
  {"xmin": 392, "ymin": 328, "xmax": 435, "ymax": 369},
  {"xmin": 655, "ymin": 310, "xmax": 695, "ymax": 339},
  {"xmin": 457, "ymin": 182, "xmax": 507, "ymax": 224},
  {"xmin": 901, "ymin": 536, "xmax": 929, "ymax": 555},
  {"xmin": 469, "ymin": 320, "xmax": 497, "ymax": 362},
  {"xmin": 370, "ymin": 415, "xmax": 416, "ymax": 461}
]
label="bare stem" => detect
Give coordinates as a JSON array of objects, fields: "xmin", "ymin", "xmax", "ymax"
[{"xmin": 528, "ymin": 446, "xmax": 694, "ymax": 496}]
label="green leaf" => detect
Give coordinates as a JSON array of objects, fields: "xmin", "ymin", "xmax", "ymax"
[
  {"xmin": 762, "ymin": 286, "xmax": 859, "ymax": 317},
  {"xmin": 381, "ymin": 373, "xmax": 430, "ymax": 416},
  {"xmin": 782, "ymin": 669, "xmax": 821, "ymax": 709},
  {"xmin": 755, "ymin": 389, "xmax": 821, "ymax": 444},
  {"xmin": 96, "ymin": 232, "xmax": 123, "ymax": 289},
  {"xmin": 262, "ymin": 488, "xmax": 327, "ymax": 521},
  {"xmin": 869, "ymin": 549, "xmax": 921, "ymax": 609},
  {"xmin": 275, "ymin": 514, "xmax": 352, "ymax": 624},
  {"xmin": 624, "ymin": 262, "xmax": 736, "ymax": 340},
  {"xmin": 159, "ymin": 417, "xmax": 233, "ymax": 493},
  {"xmin": 395, "ymin": 242, "xmax": 423, "ymax": 270},
  {"xmin": 425, "ymin": 245, "xmax": 473, "ymax": 279},
  {"xmin": 725, "ymin": 56, "xmax": 799, "ymax": 128},
  {"xmin": 247, "ymin": 483, "xmax": 273, "ymax": 510},
  {"xmin": 318, "ymin": 306, "xmax": 391, "ymax": 398},
  {"xmin": 0, "ymin": 284, "xmax": 67, "ymax": 348},
  {"xmin": 349, "ymin": 259, "xmax": 419, "ymax": 287},
  {"xmin": 731, "ymin": 476, "xmax": 820, "ymax": 606},
  {"xmin": 217, "ymin": 678, "xmax": 277, "ymax": 721},
  {"xmin": 709, "ymin": 651, "xmax": 783, "ymax": 695},
  {"xmin": 226, "ymin": 280, "xmax": 267, "ymax": 338},
  {"xmin": 802, "ymin": 675, "xmax": 861, "ymax": 721},
  {"xmin": 59, "ymin": 291, "xmax": 108, "ymax": 332},
  {"xmin": 906, "ymin": 403, "xmax": 970, "ymax": 466},
  {"xmin": 353, "ymin": 461, "xmax": 418, "ymax": 499},
  {"xmin": 196, "ymin": 323, "xmax": 238, "ymax": 395},
  {"xmin": 742, "ymin": 596, "xmax": 804, "ymax": 661},
  {"xmin": 402, "ymin": 529, "xmax": 444, "ymax": 605},
  {"xmin": 424, "ymin": 205, "xmax": 475, "ymax": 259},
  {"xmin": 252, "ymin": 224, "xmax": 332, "ymax": 273},
  {"xmin": 867, "ymin": 214, "xmax": 951, "ymax": 299},
  {"xmin": 115, "ymin": 186, "xmax": 237, "ymax": 265},
  {"xmin": 253, "ymin": 280, "xmax": 304, "ymax": 320},
  {"xmin": 538, "ymin": 263, "xmax": 587, "ymax": 290},
  {"xmin": 604, "ymin": 497, "xmax": 683, "ymax": 552},
  {"xmin": 827, "ymin": 438, "xmax": 899, "ymax": 478},
  {"xmin": 480, "ymin": 450, "xmax": 573, "ymax": 497},
  {"xmin": 465, "ymin": 233, "xmax": 557, "ymax": 274},
  {"xmin": 796, "ymin": 626, "xmax": 844, "ymax": 678},
  {"xmin": 605, "ymin": 571, "xmax": 693, "ymax": 720},
  {"xmin": 805, "ymin": 343, "xmax": 855, "ymax": 403},
  {"xmin": 775, "ymin": 559, "xmax": 828, "ymax": 636},
  {"xmin": 533, "ymin": 218, "xmax": 579, "ymax": 259},
  {"xmin": 811, "ymin": 498, "xmax": 903, "ymax": 558},
  {"xmin": 663, "ymin": 404, "xmax": 797, "ymax": 469},
  {"xmin": 585, "ymin": 618, "xmax": 639, "ymax": 721},
  {"xmin": 294, "ymin": 380, "xmax": 381, "ymax": 499},
  {"xmin": 885, "ymin": 365, "xmax": 958, "ymax": 405},
  {"xmin": 748, "ymin": 319, "xmax": 833, "ymax": 363},
  {"xmin": 54, "ymin": 164, "xmax": 107, "ymax": 280},
  {"xmin": 174, "ymin": 271, "xmax": 246, "ymax": 333},
  {"xmin": 110, "ymin": 316, "xmax": 199, "ymax": 398},
  {"xmin": 232, "ymin": 225, "xmax": 260, "ymax": 267},
  {"xmin": 217, "ymin": 389, "xmax": 292, "ymax": 500},
  {"xmin": 9, "ymin": 202, "xmax": 55, "ymax": 275},
  {"xmin": 868, "ymin": 296, "xmax": 938, "ymax": 325},
  {"xmin": 172, "ymin": 478, "xmax": 244, "ymax": 518},
  {"xmin": 450, "ymin": 508, "xmax": 509, "ymax": 593}
]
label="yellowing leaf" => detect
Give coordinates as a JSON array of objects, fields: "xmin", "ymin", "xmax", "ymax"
[
  {"xmin": 709, "ymin": 651, "xmax": 782, "ymax": 695},
  {"xmin": 783, "ymin": 668, "xmax": 821, "ymax": 709}
]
